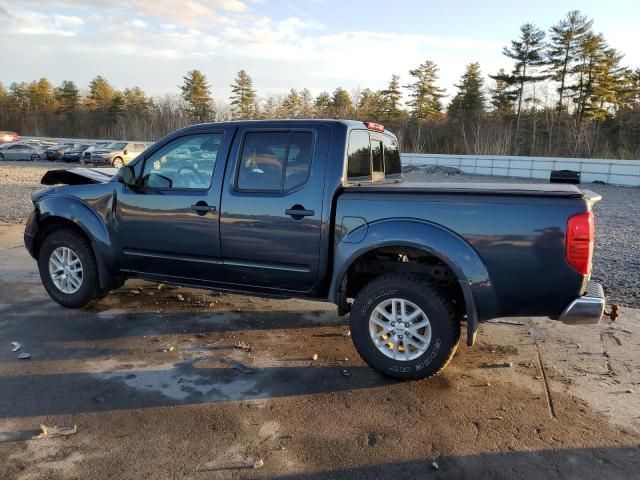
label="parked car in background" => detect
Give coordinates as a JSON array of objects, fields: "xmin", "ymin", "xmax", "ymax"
[
  {"xmin": 0, "ymin": 143, "xmax": 45, "ymax": 161},
  {"xmin": 45, "ymin": 144, "xmax": 75, "ymax": 161},
  {"xmin": 0, "ymin": 131, "xmax": 20, "ymax": 143},
  {"xmin": 89, "ymin": 141, "xmax": 152, "ymax": 167},
  {"xmin": 62, "ymin": 144, "xmax": 93, "ymax": 163},
  {"xmin": 81, "ymin": 143, "xmax": 110, "ymax": 164}
]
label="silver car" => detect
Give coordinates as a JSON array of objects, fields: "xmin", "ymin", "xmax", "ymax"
[{"xmin": 0, "ymin": 143, "xmax": 46, "ymax": 161}]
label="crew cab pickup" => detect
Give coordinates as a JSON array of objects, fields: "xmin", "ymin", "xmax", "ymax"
[{"xmin": 24, "ymin": 120, "xmax": 606, "ymax": 379}]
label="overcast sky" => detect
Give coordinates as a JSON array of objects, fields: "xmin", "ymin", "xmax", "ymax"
[{"xmin": 0, "ymin": 0, "xmax": 638, "ymax": 102}]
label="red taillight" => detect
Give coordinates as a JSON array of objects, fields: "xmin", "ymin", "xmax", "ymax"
[
  {"xmin": 364, "ymin": 122, "xmax": 385, "ymax": 132},
  {"xmin": 566, "ymin": 211, "xmax": 594, "ymax": 275}
]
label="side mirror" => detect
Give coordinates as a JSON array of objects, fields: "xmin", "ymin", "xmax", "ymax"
[
  {"xmin": 115, "ymin": 166, "xmax": 137, "ymax": 187},
  {"xmin": 123, "ymin": 149, "xmax": 128, "ymax": 155}
]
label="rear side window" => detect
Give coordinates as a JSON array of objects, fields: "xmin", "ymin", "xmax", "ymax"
[
  {"xmin": 384, "ymin": 135, "xmax": 401, "ymax": 177},
  {"xmin": 134, "ymin": 143, "xmax": 147, "ymax": 152},
  {"xmin": 237, "ymin": 131, "xmax": 314, "ymax": 191},
  {"xmin": 347, "ymin": 130, "xmax": 371, "ymax": 181}
]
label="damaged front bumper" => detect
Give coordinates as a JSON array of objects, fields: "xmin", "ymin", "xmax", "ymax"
[{"xmin": 559, "ymin": 281, "xmax": 606, "ymax": 325}]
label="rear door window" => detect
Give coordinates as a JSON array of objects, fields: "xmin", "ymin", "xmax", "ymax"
[{"xmin": 237, "ymin": 131, "xmax": 314, "ymax": 191}]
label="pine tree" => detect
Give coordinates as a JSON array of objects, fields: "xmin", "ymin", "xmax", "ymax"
[
  {"xmin": 331, "ymin": 87, "xmax": 352, "ymax": 118},
  {"xmin": 586, "ymin": 48, "xmax": 624, "ymax": 122},
  {"xmin": 448, "ymin": 62, "xmax": 486, "ymax": 117},
  {"xmin": 87, "ymin": 75, "xmax": 116, "ymax": 110},
  {"xmin": 282, "ymin": 88, "xmax": 303, "ymax": 117},
  {"xmin": 123, "ymin": 86, "xmax": 154, "ymax": 115},
  {"xmin": 547, "ymin": 10, "xmax": 593, "ymax": 110},
  {"xmin": 180, "ymin": 69, "xmax": 213, "ymax": 121},
  {"xmin": 615, "ymin": 68, "xmax": 640, "ymax": 110},
  {"xmin": 489, "ymin": 69, "xmax": 517, "ymax": 115},
  {"xmin": 26, "ymin": 78, "xmax": 55, "ymax": 110},
  {"xmin": 356, "ymin": 88, "xmax": 384, "ymax": 121},
  {"xmin": 314, "ymin": 91, "xmax": 332, "ymax": 117},
  {"xmin": 229, "ymin": 69, "xmax": 256, "ymax": 120},
  {"xmin": 494, "ymin": 23, "xmax": 549, "ymax": 146},
  {"xmin": 405, "ymin": 60, "xmax": 445, "ymax": 120},
  {"xmin": 55, "ymin": 81, "xmax": 79, "ymax": 114},
  {"xmin": 299, "ymin": 88, "xmax": 314, "ymax": 118},
  {"xmin": 380, "ymin": 75, "xmax": 403, "ymax": 124},
  {"xmin": 109, "ymin": 92, "xmax": 125, "ymax": 121},
  {"xmin": 571, "ymin": 33, "xmax": 606, "ymax": 123}
]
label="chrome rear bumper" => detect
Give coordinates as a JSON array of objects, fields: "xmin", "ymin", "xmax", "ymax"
[{"xmin": 559, "ymin": 281, "xmax": 605, "ymax": 325}]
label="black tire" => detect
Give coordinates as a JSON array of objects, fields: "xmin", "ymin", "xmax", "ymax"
[
  {"xmin": 31, "ymin": 153, "xmax": 40, "ymax": 162},
  {"xmin": 0, "ymin": 153, "xmax": 4, "ymax": 161},
  {"xmin": 38, "ymin": 229, "xmax": 101, "ymax": 308},
  {"xmin": 112, "ymin": 157, "xmax": 124, "ymax": 168},
  {"xmin": 349, "ymin": 273, "xmax": 460, "ymax": 380}
]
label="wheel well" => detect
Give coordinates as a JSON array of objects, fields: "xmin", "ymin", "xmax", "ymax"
[
  {"xmin": 35, "ymin": 217, "xmax": 91, "ymax": 258},
  {"xmin": 340, "ymin": 246, "xmax": 466, "ymax": 320}
]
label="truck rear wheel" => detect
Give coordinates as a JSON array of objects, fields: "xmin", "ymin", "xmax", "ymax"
[
  {"xmin": 349, "ymin": 273, "xmax": 460, "ymax": 380},
  {"xmin": 38, "ymin": 229, "xmax": 101, "ymax": 308}
]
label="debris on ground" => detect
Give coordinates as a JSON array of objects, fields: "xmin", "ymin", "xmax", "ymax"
[
  {"xmin": 157, "ymin": 283, "xmax": 165, "ymax": 290},
  {"xmin": 341, "ymin": 369, "xmax": 351, "ymax": 377},
  {"xmin": 625, "ymin": 389, "xmax": 634, "ymax": 394},
  {"xmin": 253, "ymin": 458, "xmax": 264, "ymax": 469},
  {"xmin": 486, "ymin": 319, "xmax": 525, "ymax": 326},
  {"xmin": 234, "ymin": 341, "xmax": 251, "ymax": 351},
  {"xmin": 216, "ymin": 357, "xmax": 253, "ymax": 374},
  {"xmin": 176, "ymin": 294, "xmax": 185, "ymax": 301},
  {"xmin": 17, "ymin": 352, "xmax": 31, "ymax": 360},
  {"xmin": 342, "ymin": 329, "xmax": 351, "ymax": 337},
  {"xmin": 312, "ymin": 353, "xmax": 318, "ymax": 361},
  {"xmin": 130, "ymin": 289, "xmax": 141, "ymax": 295},
  {"xmin": 10, "ymin": 341, "xmax": 21, "ymax": 352},
  {"xmin": 34, "ymin": 424, "xmax": 77, "ymax": 439},
  {"xmin": 481, "ymin": 361, "xmax": 513, "ymax": 368},
  {"xmin": 432, "ymin": 461, "xmax": 439, "ymax": 470}
]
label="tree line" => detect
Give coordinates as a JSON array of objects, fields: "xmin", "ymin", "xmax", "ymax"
[{"xmin": 1, "ymin": 10, "xmax": 639, "ymax": 159}]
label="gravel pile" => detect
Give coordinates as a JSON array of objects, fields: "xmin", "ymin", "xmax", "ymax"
[
  {"xmin": 0, "ymin": 161, "xmax": 71, "ymax": 223},
  {"xmin": 1, "ymin": 161, "xmax": 638, "ymax": 308},
  {"xmin": 403, "ymin": 164, "xmax": 464, "ymax": 176}
]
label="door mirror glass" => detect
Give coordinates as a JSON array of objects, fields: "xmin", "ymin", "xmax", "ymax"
[{"xmin": 115, "ymin": 166, "xmax": 136, "ymax": 187}]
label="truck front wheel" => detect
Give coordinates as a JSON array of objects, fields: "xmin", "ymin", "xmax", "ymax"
[
  {"xmin": 37, "ymin": 229, "xmax": 101, "ymax": 308},
  {"xmin": 349, "ymin": 273, "xmax": 460, "ymax": 380}
]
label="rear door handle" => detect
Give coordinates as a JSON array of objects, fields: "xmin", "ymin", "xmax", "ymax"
[
  {"xmin": 285, "ymin": 205, "xmax": 315, "ymax": 219},
  {"xmin": 190, "ymin": 203, "xmax": 216, "ymax": 215}
]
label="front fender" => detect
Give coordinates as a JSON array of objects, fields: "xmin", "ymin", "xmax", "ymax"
[
  {"xmin": 329, "ymin": 218, "xmax": 499, "ymax": 346},
  {"xmin": 34, "ymin": 195, "xmax": 117, "ymax": 289}
]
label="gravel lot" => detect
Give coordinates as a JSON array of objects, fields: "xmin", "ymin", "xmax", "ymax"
[{"xmin": 1, "ymin": 161, "xmax": 637, "ymax": 307}]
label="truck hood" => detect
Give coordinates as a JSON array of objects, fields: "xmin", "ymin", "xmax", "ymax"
[{"xmin": 41, "ymin": 167, "xmax": 118, "ymax": 185}]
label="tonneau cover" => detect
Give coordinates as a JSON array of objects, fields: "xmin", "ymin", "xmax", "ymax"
[{"xmin": 344, "ymin": 181, "xmax": 585, "ymax": 198}]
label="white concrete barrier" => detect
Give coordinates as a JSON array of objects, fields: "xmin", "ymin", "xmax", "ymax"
[{"xmin": 401, "ymin": 153, "xmax": 640, "ymax": 187}]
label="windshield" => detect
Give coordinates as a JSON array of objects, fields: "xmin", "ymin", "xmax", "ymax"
[{"xmin": 105, "ymin": 142, "xmax": 127, "ymax": 149}]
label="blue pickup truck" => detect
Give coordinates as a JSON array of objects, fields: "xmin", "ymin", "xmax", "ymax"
[{"xmin": 24, "ymin": 120, "xmax": 606, "ymax": 379}]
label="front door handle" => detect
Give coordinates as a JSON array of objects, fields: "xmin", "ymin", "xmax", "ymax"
[
  {"xmin": 285, "ymin": 205, "xmax": 315, "ymax": 220},
  {"xmin": 190, "ymin": 203, "xmax": 216, "ymax": 215}
]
